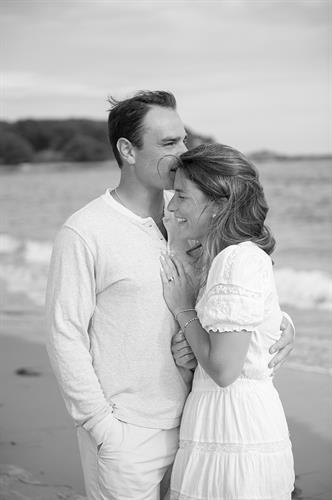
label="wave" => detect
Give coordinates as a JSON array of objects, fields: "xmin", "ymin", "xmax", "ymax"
[
  {"xmin": 0, "ymin": 234, "xmax": 21, "ymax": 254},
  {"xmin": 0, "ymin": 234, "xmax": 52, "ymax": 263},
  {"xmin": 286, "ymin": 337, "xmax": 332, "ymax": 376},
  {"xmin": 286, "ymin": 361, "xmax": 331, "ymax": 376},
  {"xmin": 24, "ymin": 240, "xmax": 53, "ymax": 264},
  {"xmin": 0, "ymin": 234, "xmax": 331, "ymax": 311},
  {"xmin": 274, "ymin": 268, "xmax": 332, "ymax": 311},
  {"xmin": 0, "ymin": 234, "xmax": 331, "ymax": 374},
  {"xmin": 0, "ymin": 263, "xmax": 48, "ymax": 307}
]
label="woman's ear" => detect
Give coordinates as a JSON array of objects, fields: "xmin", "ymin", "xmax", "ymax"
[
  {"xmin": 210, "ymin": 200, "xmax": 220, "ymax": 219},
  {"xmin": 116, "ymin": 138, "xmax": 136, "ymax": 165}
]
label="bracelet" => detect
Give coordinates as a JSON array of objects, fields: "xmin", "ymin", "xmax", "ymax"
[
  {"xmin": 183, "ymin": 316, "xmax": 199, "ymax": 332},
  {"xmin": 175, "ymin": 308, "xmax": 196, "ymax": 322}
]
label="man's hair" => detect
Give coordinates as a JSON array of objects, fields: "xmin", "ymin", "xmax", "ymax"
[{"xmin": 107, "ymin": 90, "xmax": 177, "ymax": 167}]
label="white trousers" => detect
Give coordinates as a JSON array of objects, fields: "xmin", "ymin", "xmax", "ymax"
[{"xmin": 77, "ymin": 417, "xmax": 179, "ymax": 500}]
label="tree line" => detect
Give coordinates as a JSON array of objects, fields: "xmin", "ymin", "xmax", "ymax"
[{"xmin": 0, "ymin": 119, "xmax": 214, "ymax": 166}]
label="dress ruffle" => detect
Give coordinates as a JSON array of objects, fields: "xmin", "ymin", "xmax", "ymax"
[{"xmin": 170, "ymin": 370, "xmax": 294, "ymax": 500}]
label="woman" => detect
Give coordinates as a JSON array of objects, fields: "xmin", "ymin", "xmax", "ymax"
[{"xmin": 160, "ymin": 143, "xmax": 295, "ymax": 500}]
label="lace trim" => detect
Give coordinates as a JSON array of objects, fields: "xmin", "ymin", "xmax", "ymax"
[
  {"xmin": 179, "ymin": 439, "xmax": 291, "ymax": 454},
  {"xmin": 207, "ymin": 283, "xmax": 262, "ymax": 300},
  {"xmin": 206, "ymin": 325, "xmax": 256, "ymax": 334},
  {"xmin": 171, "ymin": 492, "xmax": 291, "ymax": 500},
  {"xmin": 223, "ymin": 245, "xmax": 239, "ymax": 282}
]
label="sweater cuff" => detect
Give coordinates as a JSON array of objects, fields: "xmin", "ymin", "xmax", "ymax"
[{"xmin": 88, "ymin": 413, "xmax": 115, "ymax": 446}]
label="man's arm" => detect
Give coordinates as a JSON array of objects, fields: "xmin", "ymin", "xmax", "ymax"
[
  {"xmin": 268, "ymin": 312, "xmax": 295, "ymax": 370},
  {"xmin": 171, "ymin": 330, "xmax": 197, "ymax": 370},
  {"xmin": 173, "ymin": 313, "xmax": 295, "ymax": 372},
  {"xmin": 46, "ymin": 226, "xmax": 113, "ymax": 445}
]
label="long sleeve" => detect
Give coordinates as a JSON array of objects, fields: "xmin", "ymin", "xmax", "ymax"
[{"xmin": 45, "ymin": 226, "xmax": 113, "ymax": 444}]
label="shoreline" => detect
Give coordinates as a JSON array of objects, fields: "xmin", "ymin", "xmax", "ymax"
[{"xmin": 0, "ymin": 334, "xmax": 331, "ymax": 499}]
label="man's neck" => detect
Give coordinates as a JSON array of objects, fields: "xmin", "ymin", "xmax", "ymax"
[{"xmin": 114, "ymin": 179, "xmax": 165, "ymax": 221}]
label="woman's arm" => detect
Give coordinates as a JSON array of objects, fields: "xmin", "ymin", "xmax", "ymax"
[
  {"xmin": 176, "ymin": 310, "xmax": 251, "ymax": 387},
  {"xmin": 161, "ymin": 253, "xmax": 252, "ymax": 387}
]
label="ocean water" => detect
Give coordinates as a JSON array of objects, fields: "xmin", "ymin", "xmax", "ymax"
[{"xmin": 0, "ymin": 159, "xmax": 331, "ymax": 374}]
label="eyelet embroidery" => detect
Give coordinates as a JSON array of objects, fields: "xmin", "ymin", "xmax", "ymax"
[
  {"xmin": 179, "ymin": 439, "xmax": 291, "ymax": 454},
  {"xmin": 207, "ymin": 283, "xmax": 262, "ymax": 300}
]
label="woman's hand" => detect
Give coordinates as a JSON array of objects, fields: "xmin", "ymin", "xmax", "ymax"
[{"xmin": 160, "ymin": 253, "xmax": 196, "ymax": 317}]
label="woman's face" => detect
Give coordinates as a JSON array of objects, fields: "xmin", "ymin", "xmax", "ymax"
[{"xmin": 167, "ymin": 169, "xmax": 214, "ymax": 242}]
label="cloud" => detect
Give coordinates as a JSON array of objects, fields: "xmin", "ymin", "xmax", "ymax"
[
  {"xmin": 0, "ymin": 0, "xmax": 330, "ymax": 152},
  {"xmin": 2, "ymin": 72, "xmax": 103, "ymax": 98}
]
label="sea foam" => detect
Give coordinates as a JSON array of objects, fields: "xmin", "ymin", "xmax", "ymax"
[
  {"xmin": 0, "ymin": 234, "xmax": 21, "ymax": 254},
  {"xmin": 275, "ymin": 268, "xmax": 332, "ymax": 311},
  {"xmin": 0, "ymin": 234, "xmax": 331, "ymax": 312},
  {"xmin": 24, "ymin": 240, "xmax": 53, "ymax": 264}
]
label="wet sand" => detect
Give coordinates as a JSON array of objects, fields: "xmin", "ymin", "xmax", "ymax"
[{"xmin": 0, "ymin": 329, "xmax": 331, "ymax": 499}]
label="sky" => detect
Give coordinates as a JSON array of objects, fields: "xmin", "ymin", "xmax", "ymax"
[{"xmin": 1, "ymin": 0, "xmax": 331, "ymax": 154}]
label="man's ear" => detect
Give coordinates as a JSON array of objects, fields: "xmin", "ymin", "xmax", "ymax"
[{"xmin": 117, "ymin": 138, "xmax": 136, "ymax": 165}]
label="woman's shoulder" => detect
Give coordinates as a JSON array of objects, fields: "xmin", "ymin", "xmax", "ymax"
[
  {"xmin": 211, "ymin": 241, "xmax": 268, "ymax": 265},
  {"xmin": 207, "ymin": 241, "xmax": 271, "ymax": 286}
]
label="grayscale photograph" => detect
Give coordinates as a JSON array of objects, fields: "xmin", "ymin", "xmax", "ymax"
[{"xmin": 0, "ymin": 1, "xmax": 331, "ymax": 499}]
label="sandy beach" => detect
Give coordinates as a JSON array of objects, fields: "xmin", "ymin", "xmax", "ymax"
[{"xmin": 0, "ymin": 315, "xmax": 331, "ymax": 499}]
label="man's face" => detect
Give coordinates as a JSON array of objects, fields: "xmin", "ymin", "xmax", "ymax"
[{"xmin": 133, "ymin": 106, "xmax": 188, "ymax": 190}]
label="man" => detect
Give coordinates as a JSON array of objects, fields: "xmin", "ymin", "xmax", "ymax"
[{"xmin": 46, "ymin": 90, "xmax": 294, "ymax": 500}]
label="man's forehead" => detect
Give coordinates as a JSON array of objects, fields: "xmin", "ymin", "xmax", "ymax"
[{"xmin": 143, "ymin": 106, "xmax": 185, "ymax": 136}]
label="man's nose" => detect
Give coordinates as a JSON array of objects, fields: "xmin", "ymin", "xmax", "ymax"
[
  {"xmin": 167, "ymin": 196, "xmax": 176, "ymax": 212},
  {"xmin": 176, "ymin": 142, "xmax": 187, "ymax": 155}
]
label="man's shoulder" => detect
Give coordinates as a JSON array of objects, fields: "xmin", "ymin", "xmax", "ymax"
[{"xmin": 64, "ymin": 194, "xmax": 106, "ymax": 231}]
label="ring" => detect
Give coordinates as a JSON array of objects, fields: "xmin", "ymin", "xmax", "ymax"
[{"xmin": 168, "ymin": 276, "xmax": 175, "ymax": 282}]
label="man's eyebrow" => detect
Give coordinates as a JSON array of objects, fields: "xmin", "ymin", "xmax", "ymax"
[
  {"xmin": 174, "ymin": 188, "xmax": 184, "ymax": 193},
  {"xmin": 161, "ymin": 135, "xmax": 187, "ymax": 143}
]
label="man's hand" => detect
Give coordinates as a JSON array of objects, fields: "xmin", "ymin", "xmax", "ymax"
[
  {"xmin": 172, "ymin": 330, "xmax": 197, "ymax": 371},
  {"xmin": 268, "ymin": 314, "xmax": 295, "ymax": 371}
]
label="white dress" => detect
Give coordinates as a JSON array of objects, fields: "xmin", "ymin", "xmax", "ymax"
[{"xmin": 171, "ymin": 242, "xmax": 295, "ymax": 500}]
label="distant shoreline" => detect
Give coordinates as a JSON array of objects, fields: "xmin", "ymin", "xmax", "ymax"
[
  {"xmin": 0, "ymin": 153, "xmax": 331, "ymax": 174},
  {"xmin": 1, "ymin": 118, "xmax": 331, "ymax": 167},
  {"xmin": 247, "ymin": 151, "xmax": 332, "ymax": 162}
]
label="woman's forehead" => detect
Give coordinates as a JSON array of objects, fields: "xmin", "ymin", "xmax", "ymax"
[
  {"xmin": 174, "ymin": 169, "xmax": 189, "ymax": 190},
  {"xmin": 174, "ymin": 170, "xmax": 204, "ymax": 198}
]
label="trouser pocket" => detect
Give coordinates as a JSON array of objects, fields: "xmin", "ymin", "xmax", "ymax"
[{"xmin": 97, "ymin": 415, "xmax": 124, "ymax": 457}]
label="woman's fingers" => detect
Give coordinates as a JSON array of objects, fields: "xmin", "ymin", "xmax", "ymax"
[
  {"xmin": 160, "ymin": 256, "xmax": 173, "ymax": 281},
  {"xmin": 170, "ymin": 254, "xmax": 187, "ymax": 280},
  {"xmin": 161, "ymin": 253, "xmax": 179, "ymax": 280}
]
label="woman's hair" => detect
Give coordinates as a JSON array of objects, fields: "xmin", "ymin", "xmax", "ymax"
[{"xmin": 177, "ymin": 143, "xmax": 275, "ymax": 286}]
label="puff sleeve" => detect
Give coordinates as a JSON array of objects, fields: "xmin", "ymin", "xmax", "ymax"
[{"xmin": 198, "ymin": 244, "xmax": 268, "ymax": 334}]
